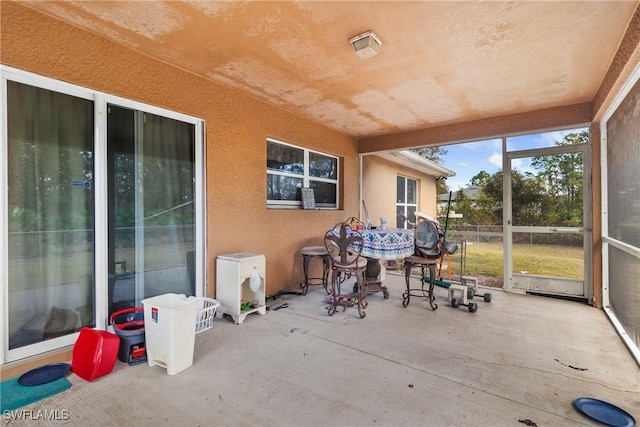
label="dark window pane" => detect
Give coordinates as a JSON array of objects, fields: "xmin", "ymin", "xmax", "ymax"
[
  {"xmin": 396, "ymin": 206, "xmax": 405, "ymax": 228},
  {"xmin": 267, "ymin": 141, "xmax": 303, "ymax": 174},
  {"xmin": 310, "ymin": 181, "xmax": 336, "ymax": 205},
  {"xmin": 407, "ymin": 179, "xmax": 417, "ymax": 204},
  {"xmin": 309, "ymin": 152, "xmax": 337, "ymax": 179},
  {"xmin": 397, "ymin": 176, "xmax": 406, "ymax": 203},
  {"xmin": 407, "ymin": 206, "xmax": 417, "ymax": 224},
  {"xmin": 267, "ymin": 174, "xmax": 303, "ymax": 200}
]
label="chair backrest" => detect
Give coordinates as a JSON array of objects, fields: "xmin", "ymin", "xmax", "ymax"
[
  {"xmin": 414, "ymin": 218, "xmax": 444, "ymax": 259},
  {"xmin": 324, "ymin": 222, "xmax": 364, "ymax": 268}
]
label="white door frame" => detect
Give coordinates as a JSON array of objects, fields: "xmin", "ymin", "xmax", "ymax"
[{"xmin": 502, "ymin": 139, "xmax": 592, "ymax": 301}]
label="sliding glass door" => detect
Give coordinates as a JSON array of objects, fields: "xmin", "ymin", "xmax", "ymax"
[
  {"xmin": 107, "ymin": 105, "xmax": 196, "ymax": 318},
  {"xmin": 2, "ymin": 67, "xmax": 205, "ymax": 363},
  {"xmin": 6, "ymin": 81, "xmax": 95, "ymax": 356}
]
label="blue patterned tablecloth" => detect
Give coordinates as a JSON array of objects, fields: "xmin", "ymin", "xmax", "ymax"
[{"xmin": 359, "ymin": 228, "xmax": 414, "ymax": 260}]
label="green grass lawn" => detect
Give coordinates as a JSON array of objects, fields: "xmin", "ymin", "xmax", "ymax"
[
  {"xmin": 452, "ymin": 241, "xmax": 583, "ymax": 280},
  {"xmin": 11, "ymin": 241, "xmax": 584, "ymax": 290}
]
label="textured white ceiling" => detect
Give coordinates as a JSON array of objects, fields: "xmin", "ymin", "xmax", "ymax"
[{"xmin": 22, "ymin": 0, "xmax": 639, "ymax": 138}]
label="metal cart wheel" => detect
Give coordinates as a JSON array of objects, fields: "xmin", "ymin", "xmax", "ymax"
[{"xmin": 468, "ymin": 302, "xmax": 478, "ymax": 313}]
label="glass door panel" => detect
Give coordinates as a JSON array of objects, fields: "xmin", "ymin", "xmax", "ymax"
[
  {"xmin": 107, "ymin": 105, "xmax": 195, "ymax": 318},
  {"xmin": 6, "ymin": 81, "xmax": 94, "ymax": 354}
]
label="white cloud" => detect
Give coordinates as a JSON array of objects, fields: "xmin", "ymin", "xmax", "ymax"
[
  {"xmin": 489, "ymin": 152, "xmax": 502, "ymax": 167},
  {"xmin": 540, "ymin": 131, "xmax": 566, "ymax": 146},
  {"xmin": 446, "ymin": 178, "xmax": 468, "ymax": 191},
  {"xmin": 512, "ymin": 158, "xmax": 523, "ymax": 170}
]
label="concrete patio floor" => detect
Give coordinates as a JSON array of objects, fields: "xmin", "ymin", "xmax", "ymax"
[{"xmin": 7, "ymin": 273, "xmax": 639, "ymax": 426}]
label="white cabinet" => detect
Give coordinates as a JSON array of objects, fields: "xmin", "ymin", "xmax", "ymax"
[{"xmin": 216, "ymin": 252, "xmax": 266, "ymax": 324}]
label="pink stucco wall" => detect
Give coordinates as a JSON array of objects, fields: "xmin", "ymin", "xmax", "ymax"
[{"xmin": 1, "ymin": 2, "xmax": 361, "ymax": 298}]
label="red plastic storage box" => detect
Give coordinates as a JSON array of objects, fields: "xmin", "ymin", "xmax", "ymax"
[{"xmin": 72, "ymin": 327, "xmax": 120, "ymax": 382}]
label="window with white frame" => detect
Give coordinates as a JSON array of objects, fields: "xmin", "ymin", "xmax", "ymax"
[
  {"xmin": 266, "ymin": 138, "xmax": 338, "ymax": 208},
  {"xmin": 396, "ymin": 175, "xmax": 417, "ymax": 228}
]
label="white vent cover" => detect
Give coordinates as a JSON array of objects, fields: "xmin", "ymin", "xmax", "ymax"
[{"xmin": 349, "ymin": 31, "xmax": 382, "ymax": 60}]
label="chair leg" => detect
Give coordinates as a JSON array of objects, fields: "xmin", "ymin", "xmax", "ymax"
[
  {"xmin": 322, "ymin": 255, "xmax": 330, "ymax": 294},
  {"xmin": 428, "ymin": 264, "xmax": 437, "ymax": 310},
  {"xmin": 355, "ymin": 270, "xmax": 367, "ymax": 319},
  {"xmin": 422, "ymin": 264, "xmax": 437, "ymax": 310},
  {"xmin": 327, "ymin": 270, "xmax": 338, "ymax": 316},
  {"xmin": 402, "ymin": 260, "xmax": 437, "ymax": 310},
  {"xmin": 402, "ymin": 261, "xmax": 412, "ymax": 307},
  {"xmin": 302, "ymin": 254, "xmax": 310, "ymax": 295}
]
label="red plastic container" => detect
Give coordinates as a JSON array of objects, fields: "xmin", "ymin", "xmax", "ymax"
[{"xmin": 71, "ymin": 327, "xmax": 120, "ymax": 382}]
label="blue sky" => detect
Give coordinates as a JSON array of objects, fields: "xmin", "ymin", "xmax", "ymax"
[{"xmin": 437, "ymin": 128, "xmax": 588, "ymax": 191}]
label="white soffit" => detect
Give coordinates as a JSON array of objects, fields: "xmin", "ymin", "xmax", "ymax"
[{"xmin": 374, "ymin": 151, "xmax": 456, "ymax": 178}]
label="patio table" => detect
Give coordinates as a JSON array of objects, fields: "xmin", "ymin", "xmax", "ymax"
[{"xmin": 357, "ymin": 227, "xmax": 415, "ymax": 298}]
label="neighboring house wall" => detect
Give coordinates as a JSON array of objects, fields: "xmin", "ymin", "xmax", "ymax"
[
  {"xmin": 1, "ymin": 2, "xmax": 360, "ymax": 298},
  {"xmin": 362, "ymin": 155, "xmax": 437, "ymax": 228}
]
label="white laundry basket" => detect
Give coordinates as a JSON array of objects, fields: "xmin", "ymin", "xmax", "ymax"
[
  {"xmin": 142, "ymin": 293, "xmax": 198, "ymax": 375},
  {"xmin": 195, "ymin": 297, "xmax": 220, "ymax": 334}
]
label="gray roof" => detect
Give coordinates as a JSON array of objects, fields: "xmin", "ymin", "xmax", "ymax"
[{"xmin": 438, "ymin": 185, "xmax": 481, "ymax": 201}]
